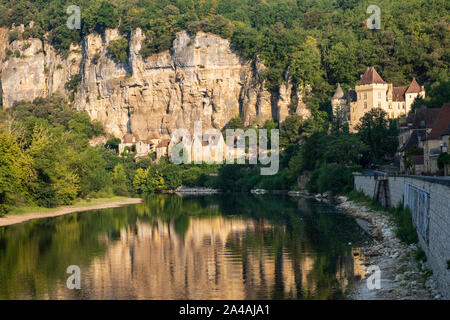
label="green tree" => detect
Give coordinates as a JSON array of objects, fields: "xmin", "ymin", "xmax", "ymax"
[
  {"xmin": 323, "ymin": 133, "xmax": 366, "ymax": 166},
  {"xmin": 0, "ymin": 130, "xmax": 33, "ymax": 214},
  {"xmin": 146, "ymin": 167, "xmax": 165, "ymax": 192},
  {"xmin": 356, "ymin": 109, "xmax": 398, "ymax": 165},
  {"xmin": 112, "ymin": 164, "xmax": 128, "ymax": 196},
  {"xmin": 280, "ymin": 115, "xmax": 303, "ymax": 148},
  {"xmin": 161, "ymin": 164, "xmax": 182, "ymax": 190},
  {"xmin": 133, "ymin": 168, "xmax": 149, "ymax": 193}
]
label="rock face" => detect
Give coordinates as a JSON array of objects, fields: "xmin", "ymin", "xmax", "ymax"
[{"xmin": 0, "ymin": 27, "xmax": 310, "ymax": 139}]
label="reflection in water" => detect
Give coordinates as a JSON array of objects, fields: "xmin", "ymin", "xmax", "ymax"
[{"xmin": 0, "ymin": 195, "xmax": 369, "ymax": 300}]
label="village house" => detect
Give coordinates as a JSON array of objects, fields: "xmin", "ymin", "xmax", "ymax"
[
  {"xmin": 423, "ymin": 103, "xmax": 450, "ymax": 174},
  {"xmin": 397, "ymin": 103, "xmax": 450, "ymax": 175},
  {"xmin": 156, "ymin": 139, "xmax": 171, "ymax": 160},
  {"xmin": 119, "ymin": 132, "xmax": 165, "ymax": 158},
  {"xmin": 440, "ymin": 125, "xmax": 450, "ymax": 175},
  {"xmin": 118, "ymin": 133, "xmax": 140, "ymax": 154},
  {"xmin": 398, "ymin": 107, "xmax": 440, "ymax": 173},
  {"xmin": 332, "ymin": 67, "xmax": 425, "ymax": 132}
]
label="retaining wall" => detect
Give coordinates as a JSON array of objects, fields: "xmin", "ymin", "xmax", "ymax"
[{"xmin": 354, "ymin": 173, "xmax": 450, "ymax": 298}]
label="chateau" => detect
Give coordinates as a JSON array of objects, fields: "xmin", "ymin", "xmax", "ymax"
[{"xmin": 332, "ymin": 67, "xmax": 426, "ymax": 131}]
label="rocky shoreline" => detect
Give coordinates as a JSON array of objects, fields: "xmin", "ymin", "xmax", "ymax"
[{"xmin": 335, "ymin": 196, "xmax": 443, "ymax": 300}]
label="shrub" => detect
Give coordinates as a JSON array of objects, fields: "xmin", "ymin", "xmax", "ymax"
[
  {"xmin": 414, "ymin": 247, "xmax": 427, "ymax": 262},
  {"xmin": 8, "ymin": 30, "xmax": 20, "ymax": 43},
  {"xmin": 0, "ymin": 204, "xmax": 8, "ymax": 216},
  {"xmin": 65, "ymin": 74, "xmax": 82, "ymax": 92},
  {"xmin": 389, "ymin": 205, "xmax": 418, "ymax": 244},
  {"xmin": 108, "ymin": 37, "xmax": 129, "ymax": 63}
]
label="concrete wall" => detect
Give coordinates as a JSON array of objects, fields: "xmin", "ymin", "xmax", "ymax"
[{"xmin": 354, "ymin": 173, "xmax": 450, "ymax": 298}]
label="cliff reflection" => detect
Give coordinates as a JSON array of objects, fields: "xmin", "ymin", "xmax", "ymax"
[{"xmin": 0, "ymin": 194, "xmax": 368, "ymax": 300}]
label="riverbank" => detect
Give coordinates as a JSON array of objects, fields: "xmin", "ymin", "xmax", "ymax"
[
  {"xmin": 335, "ymin": 196, "xmax": 442, "ymax": 300},
  {"xmin": 0, "ymin": 197, "xmax": 143, "ymax": 227}
]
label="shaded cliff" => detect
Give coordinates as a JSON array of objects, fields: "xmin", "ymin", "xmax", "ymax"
[{"xmin": 0, "ymin": 27, "xmax": 310, "ymax": 139}]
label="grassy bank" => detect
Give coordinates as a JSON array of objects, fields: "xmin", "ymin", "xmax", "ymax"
[{"xmin": 7, "ymin": 196, "xmax": 133, "ymax": 216}]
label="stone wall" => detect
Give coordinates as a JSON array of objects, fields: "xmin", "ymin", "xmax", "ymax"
[{"xmin": 354, "ymin": 173, "xmax": 450, "ymax": 298}]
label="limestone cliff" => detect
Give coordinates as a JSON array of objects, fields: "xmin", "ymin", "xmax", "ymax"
[{"xmin": 0, "ymin": 27, "xmax": 310, "ymax": 140}]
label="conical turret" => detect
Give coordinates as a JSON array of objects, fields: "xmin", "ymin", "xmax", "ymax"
[{"xmin": 332, "ymin": 83, "xmax": 345, "ymax": 100}]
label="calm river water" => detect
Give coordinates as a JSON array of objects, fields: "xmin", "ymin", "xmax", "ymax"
[{"xmin": 0, "ymin": 194, "xmax": 369, "ymax": 299}]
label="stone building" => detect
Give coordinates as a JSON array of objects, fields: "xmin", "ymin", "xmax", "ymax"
[
  {"xmin": 398, "ymin": 107, "xmax": 440, "ymax": 173},
  {"xmin": 423, "ymin": 103, "xmax": 450, "ymax": 174},
  {"xmin": 332, "ymin": 67, "xmax": 425, "ymax": 131},
  {"xmin": 119, "ymin": 133, "xmax": 140, "ymax": 154},
  {"xmin": 156, "ymin": 139, "xmax": 171, "ymax": 160},
  {"xmin": 398, "ymin": 104, "xmax": 450, "ymax": 175},
  {"xmin": 119, "ymin": 132, "xmax": 165, "ymax": 158}
]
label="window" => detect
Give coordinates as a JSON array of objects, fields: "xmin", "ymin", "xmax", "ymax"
[
  {"xmin": 364, "ymin": 93, "xmax": 367, "ymax": 100},
  {"xmin": 378, "ymin": 92, "xmax": 381, "ymax": 99},
  {"xmin": 364, "ymin": 102, "xmax": 367, "ymax": 109},
  {"xmin": 403, "ymin": 103, "xmax": 405, "ymax": 109},
  {"xmin": 378, "ymin": 102, "xmax": 381, "ymax": 108}
]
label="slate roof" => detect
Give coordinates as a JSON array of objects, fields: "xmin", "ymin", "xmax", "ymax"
[
  {"xmin": 406, "ymin": 107, "xmax": 441, "ymax": 129},
  {"xmin": 399, "ymin": 129, "xmax": 427, "ymax": 152}
]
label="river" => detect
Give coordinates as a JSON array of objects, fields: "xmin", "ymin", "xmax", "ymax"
[{"xmin": 0, "ymin": 194, "xmax": 369, "ymax": 299}]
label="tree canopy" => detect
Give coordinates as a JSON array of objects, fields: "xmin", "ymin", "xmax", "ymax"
[{"xmin": 0, "ymin": 0, "xmax": 448, "ymax": 110}]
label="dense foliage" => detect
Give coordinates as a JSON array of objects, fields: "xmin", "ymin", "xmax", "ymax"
[
  {"xmin": 1, "ymin": 0, "xmax": 448, "ymax": 110},
  {"xmin": 0, "ymin": 96, "xmax": 115, "ymax": 212}
]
